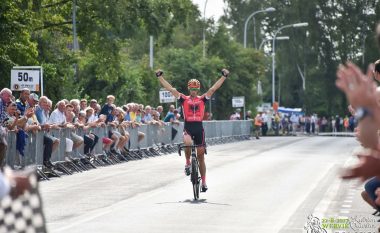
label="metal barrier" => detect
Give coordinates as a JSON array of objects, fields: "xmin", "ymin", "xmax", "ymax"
[{"xmin": 4, "ymin": 121, "xmax": 252, "ymax": 168}]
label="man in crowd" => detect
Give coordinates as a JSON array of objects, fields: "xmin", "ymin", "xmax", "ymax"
[
  {"xmin": 0, "ymin": 88, "xmax": 13, "ymax": 166},
  {"xmin": 156, "ymin": 106, "xmax": 164, "ymax": 120},
  {"xmin": 164, "ymin": 105, "xmax": 176, "ymax": 123},
  {"xmin": 16, "ymin": 88, "xmax": 30, "ymax": 115},
  {"xmin": 35, "ymin": 96, "xmax": 60, "ymax": 168},
  {"xmin": 100, "ymin": 95, "xmax": 115, "ymax": 123},
  {"xmin": 80, "ymin": 99, "xmax": 87, "ymax": 111},
  {"xmin": 230, "ymin": 108, "xmax": 241, "ymax": 120}
]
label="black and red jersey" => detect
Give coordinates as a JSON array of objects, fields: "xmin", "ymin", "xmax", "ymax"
[{"xmin": 178, "ymin": 94, "xmax": 208, "ymax": 122}]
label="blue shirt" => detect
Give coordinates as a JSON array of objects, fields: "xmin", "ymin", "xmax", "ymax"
[
  {"xmin": 35, "ymin": 105, "xmax": 48, "ymax": 125},
  {"xmin": 16, "ymin": 99, "xmax": 28, "ymax": 116},
  {"xmin": 142, "ymin": 113, "xmax": 152, "ymax": 123},
  {"xmin": 124, "ymin": 113, "xmax": 131, "ymax": 121},
  {"xmin": 164, "ymin": 112, "xmax": 175, "ymax": 122},
  {"xmin": 99, "ymin": 104, "xmax": 114, "ymax": 123}
]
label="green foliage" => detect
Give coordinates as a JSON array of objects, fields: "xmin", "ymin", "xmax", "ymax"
[
  {"xmin": 223, "ymin": 0, "xmax": 380, "ymax": 116},
  {"xmin": 0, "ymin": 0, "xmax": 267, "ymax": 119}
]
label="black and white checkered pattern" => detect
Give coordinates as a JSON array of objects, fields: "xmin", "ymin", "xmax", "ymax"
[{"xmin": 0, "ymin": 172, "xmax": 46, "ymax": 233}]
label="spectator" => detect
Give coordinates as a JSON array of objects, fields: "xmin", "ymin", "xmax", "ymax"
[
  {"xmin": 151, "ymin": 110, "xmax": 164, "ymax": 126},
  {"xmin": 86, "ymin": 107, "xmax": 98, "ymax": 123},
  {"xmin": 164, "ymin": 105, "xmax": 176, "ymax": 122},
  {"xmin": 343, "ymin": 116, "xmax": 349, "ymax": 132},
  {"xmin": 94, "ymin": 104, "xmax": 101, "ymax": 116},
  {"xmin": 254, "ymin": 113, "xmax": 262, "ymax": 139},
  {"xmin": 245, "ymin": 111, "xmax": 252, "ymax": 120},
  {"xmin": 335, "ymin": 115, "xmax": 341, "ymax": 132},
  {"xmin": 24, "ymin": 94, "xmax": 41, "ymax": 135},
  {"xmin": 349, "ymin": 115, "xmax": 355, "ymax": 132},
  {"xmin": 70, "ymin": 99, "xmax": 80, "ymax": 117},
  {"xmin": 16, "ymin": 88, "xmax": 30, "ymax": 115},
  {"xmin": 2, "ymin": 101, "xmax": 33, "ymax": 164},
  {"xmin": 90, "ymin": 99, "xmax": 97, "ymax": 109},
  {"xmin": 261, "ymin": 112, "xmax": 269, "ymax": 136},
  {"xmin": 64, "ymin": 104, "xmax": 84, "ymax": 160},
  {"xmin": 27, "ymin": 93, "xmax": 39, "ymax": 110},
  {"xmin": 290, "ymin": 114, "xmax": 299, "ymax": 134},
  {"xmin": 230, "ymin": 108, "xmax": 241, "ymax": 120},
  {"xmin": 0, "ymin": 88, "xmax": 13, "ymax": 123},
  {"xmin": 305, "ymin": 115, "xmax": 311, "ymax": 134},
  {"xmin": 156, "ymin": 105, "xmax": 164, "ymax": 120},
  {"xmin": 80, "ymin": 99, "xmax": 87, "ymax": 111},
  {"xmin": 35, "ymin": 97, "xmax": 60, "ymax": 168},
  {"xmin": 142, "ymin": 105, "xmax": 153, "ymax": 124},
  {"xmin": 99, "ymin": 95, "xmax": 115, "ymax": 123},
  {"xmin": 114, "ymin": 107, "xmax": 130, "ymax": 154}
]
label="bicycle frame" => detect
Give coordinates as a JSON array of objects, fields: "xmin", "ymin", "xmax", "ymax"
[{"xmin": 178, "ymin": 144, "xmax": 204, "ymax": 200}]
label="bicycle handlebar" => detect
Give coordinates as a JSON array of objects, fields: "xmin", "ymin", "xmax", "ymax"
[{"xmin": 177, "ymin": 144, "xmax": 206, "ymax": 156}]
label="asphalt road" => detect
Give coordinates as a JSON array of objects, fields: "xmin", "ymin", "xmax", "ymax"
[{"xmin": 40, "ymin": 136, "xmax": 362, "ymax": 233}]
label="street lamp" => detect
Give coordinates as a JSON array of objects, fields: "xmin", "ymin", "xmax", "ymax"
[
  {"xmin": 272, "ymin": 22, "xmax": 308, "ymax": 104},
  {"xmin": 258, "ymin": 36, "xmax": 289, "ymax": 51},
  {"xmin": 202, "ymin": 0, "xmax": 208, "ymax": 58},
  {"xmin": 244, "ymin": 7, "xmax": 276, "ymax": 48}
]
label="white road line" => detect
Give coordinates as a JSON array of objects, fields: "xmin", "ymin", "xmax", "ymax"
[
  {"xmin": 340, "ymin": 210, "xmax": 350, "ymax": 214},
  {"xmin": 341, "ymin": 204, "xmax": 351, "ymax": 208},
  {"xmin": 343, "ymin": 200, "xmax": 353, "ymax": 203}
]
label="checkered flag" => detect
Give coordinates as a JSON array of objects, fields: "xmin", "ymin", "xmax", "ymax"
[{"xmin": 0, "ymin": 170, "xmax": 46, "ymax": 233}]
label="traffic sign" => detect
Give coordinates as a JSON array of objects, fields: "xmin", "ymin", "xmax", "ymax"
[
  {"xmin": 11, "ymin": 66, "xmax": 43, "ymax": 95},
  {"xmin": 159, "ymin": 89, "xmax": 176, "ymax": 103},
  {"xmin": 232, "ymin": 96, "xmax": 245, "ymax": 108}
]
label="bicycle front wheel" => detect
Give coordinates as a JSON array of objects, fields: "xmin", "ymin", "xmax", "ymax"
[{"xmin": 191, "ymin": 159, "xmax": 200, "ymax": 200}]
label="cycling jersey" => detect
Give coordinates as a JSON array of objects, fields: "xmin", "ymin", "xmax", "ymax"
[{"xmin": 178, "ymin": 94, "xmax": 208, "ymax": 122}]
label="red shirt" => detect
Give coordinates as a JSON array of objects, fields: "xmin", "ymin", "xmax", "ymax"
[{"xmin": 178, "ymin": 94, "xmax": 208, "ymax": 122}]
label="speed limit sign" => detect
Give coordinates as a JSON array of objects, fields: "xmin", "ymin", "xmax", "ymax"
[{"xmin": 11, "ymin": 66, "xmax": 43, "ymax": 95}]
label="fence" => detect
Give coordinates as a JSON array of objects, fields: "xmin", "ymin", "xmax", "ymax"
[{"xmin": 4, "ymin": 120, "xmax": 252, "ymax": 168}]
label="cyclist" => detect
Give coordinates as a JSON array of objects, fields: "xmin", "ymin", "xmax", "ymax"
[{"xmin": 155, "ymin": 68, "xmax": 229, "ymax": 192}]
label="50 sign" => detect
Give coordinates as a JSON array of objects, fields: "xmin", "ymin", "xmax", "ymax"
[
  {"xmin": 11, "ymin": 69, "xmax": 41, "ymax": 92},
  {"xmin": 17, "ymin": 72, "xmax": 34, "ymax": 82}
]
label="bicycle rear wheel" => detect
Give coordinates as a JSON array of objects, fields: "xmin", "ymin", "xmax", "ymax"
[{"xmin": 191, "ymin": 158, "xmax": 200, "ymax": 200}]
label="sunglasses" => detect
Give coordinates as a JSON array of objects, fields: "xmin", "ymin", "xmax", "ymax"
[{"xmin": 189, "ymin": 88, "xmax": 200, "ymax": 91}]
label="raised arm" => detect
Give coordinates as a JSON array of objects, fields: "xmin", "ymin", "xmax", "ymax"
[
  {"xmin": 204, "ymin": 69, "xmax": 229, "ymax": 98},
  {"xmin": 155, "ymin": 70, "xmax": 180, "ymax": 98}
]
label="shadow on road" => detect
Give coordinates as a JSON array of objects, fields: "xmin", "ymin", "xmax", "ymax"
[{"xmin": 156, "ymin": 199, "xmax": 231, "ymax": 206}]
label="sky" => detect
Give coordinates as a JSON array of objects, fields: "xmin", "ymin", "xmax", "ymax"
[{"xmin": 191, "ymin": 0, "xmax": 226, "ymax": 21}]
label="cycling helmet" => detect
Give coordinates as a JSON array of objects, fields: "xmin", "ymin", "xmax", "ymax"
[{"xmin": 187, "ymin": 79, "xmax": 201, "ymax": 89}]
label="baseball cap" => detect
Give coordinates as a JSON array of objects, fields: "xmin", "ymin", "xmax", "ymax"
[{"xmin": 30, "ymin": 93, "xmax": 39, "ymax": 102}]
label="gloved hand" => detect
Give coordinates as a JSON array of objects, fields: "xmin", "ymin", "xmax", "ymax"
[
  {"xmin": 155, "ymin": 69, "xmax": 163, "ymax": 78},
  {"xmin": 221, "ymin": 68, "xmax": 230, "ymax": 78}
]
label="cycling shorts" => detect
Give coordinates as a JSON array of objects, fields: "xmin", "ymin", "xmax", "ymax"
[{"xmin": 183, "ymin": 121, "xmax": 205, "ymax": 146}]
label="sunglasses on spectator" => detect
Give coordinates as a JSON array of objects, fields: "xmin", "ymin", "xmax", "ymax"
[{"xmin": 189, "ymin": 88, "xmax": 200, "ymax": 91}]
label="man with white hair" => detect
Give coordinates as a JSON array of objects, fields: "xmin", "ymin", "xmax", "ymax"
[
  {"xmin": 0, "ymin": 88, "xmax": 12, "ymax": 123},
  {"xmin": 35, "ymin": 96, "xmax": 60, "ymax": 168},
  {"xmin": 142, "ymin": 105, "xmax": 153, "ymax": 123},
  {"xmin": 48, "ymin": 101, "xmax": 75, "ymax": 161},
  {"xmin": 0, "ymin": 88, "xmax": 12, "ymax": 166}
]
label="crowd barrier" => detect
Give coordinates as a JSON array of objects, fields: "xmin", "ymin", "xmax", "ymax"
[{"xmin": 4, "ymin": 120, "xmax": 252, "ymax": 169}]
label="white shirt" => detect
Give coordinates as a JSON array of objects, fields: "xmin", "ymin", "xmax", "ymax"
[
  {"xmin": 311, "ymin": 116, "xmax": 316, "ymax": 124},
  {"xmin": 87, "ymin": 114, "xmax": 98, "ymax": 123},
  {"xmin": 48, "ymin": 109, "xmax": 66, "ymax": 125}
]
